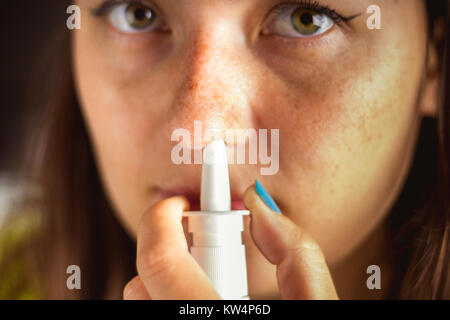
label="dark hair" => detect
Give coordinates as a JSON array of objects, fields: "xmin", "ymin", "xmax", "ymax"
[
  {"xmin": 0, "ymin": 0, "xmax": 449, "ymax": 299},
  {"xmin": 387, "ymin": 0, "xmax": 450, "ymax": 299},
  {"xmin": 0, "ymin": 1, "xmax": 136, "ymax": 298}
]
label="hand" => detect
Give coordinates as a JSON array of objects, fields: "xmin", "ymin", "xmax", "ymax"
[{"xmin": 123, "ymin": 185, "xmax": 338, "ymax": 300}]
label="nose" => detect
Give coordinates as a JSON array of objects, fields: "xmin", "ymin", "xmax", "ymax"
[{"xmin": 166, "ymin": 24, "xmax": 255, "ymax": 148}]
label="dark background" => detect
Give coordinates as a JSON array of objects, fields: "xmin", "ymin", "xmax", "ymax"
[{"xmin": 1, "ymin": 1, "xmax": 68, "ymax": 171}]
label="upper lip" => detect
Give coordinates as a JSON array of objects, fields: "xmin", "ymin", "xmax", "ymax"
[
  {"xmin": 155, "ymin": 187, "xmax": 246, "ymax": 212},
  {"xmin": 156, "ymin": 188, "xmax": 244, "ymax": 201}
]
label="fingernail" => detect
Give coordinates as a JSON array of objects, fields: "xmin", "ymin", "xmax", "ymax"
[{"xmin": 255, "ymin": 179, "xmax": 282, "ymax": 214}]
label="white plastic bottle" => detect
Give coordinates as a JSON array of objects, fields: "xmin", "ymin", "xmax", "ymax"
[{"xmin": 183, "ymin": 140, "xmax": 250, "ymax": 300}]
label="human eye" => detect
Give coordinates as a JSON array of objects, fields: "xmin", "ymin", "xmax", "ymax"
[
  {"xmin": 262, "ymin": 0, "xmax": 359, "ymax": 38},
  {"xmin": 92, "ymin": 0, "xmax": 167, "ymax": 34}
]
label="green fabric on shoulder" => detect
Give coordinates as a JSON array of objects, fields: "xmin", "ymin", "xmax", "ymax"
[{"xmin": 0, "ymin": 213, "xmax": 43, "ymax": 300}]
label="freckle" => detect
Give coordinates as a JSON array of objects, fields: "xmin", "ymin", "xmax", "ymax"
[{"xmin": 187, "ymin": 79, "xmax": 198, "ymax": 91}]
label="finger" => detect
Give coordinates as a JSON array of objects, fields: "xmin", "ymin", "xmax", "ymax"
[
  {"xmin": 243, "ymin": 183, "xmax": 338, "ymax": 300},
  {"xmin": 136, "ymin": 196, "xmax": 221, "ymax": 300},
  {"xmin": 123, "ymin": 275, "xmax": 152, "ymax": 300}
]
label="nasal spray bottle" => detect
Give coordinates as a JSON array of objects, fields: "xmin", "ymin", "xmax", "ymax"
[{"xmin": 183, "ymin": 140, "xmax": 250, "ymax": 300}]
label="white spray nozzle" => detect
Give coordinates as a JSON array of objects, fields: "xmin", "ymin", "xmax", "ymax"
[
  {"xmin": 201, "ymin": 140, "xmax": 231, "ymax": 212},
  {"xmin": 183, "ymin": 140, "xmax": 250, "ymax": 300}
]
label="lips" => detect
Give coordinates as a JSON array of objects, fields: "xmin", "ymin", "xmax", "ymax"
[
  {"xmin": 184, "ymin": 199, "xmax": 246, "ymax": 211},
  {"xmin": 157, "ymin": 189, "xmax": 246, "ymax": 211}
]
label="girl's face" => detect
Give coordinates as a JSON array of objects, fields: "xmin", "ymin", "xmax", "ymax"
[{"xmin": 73, "ymin": 0, "xmax": 433, "ymax": 297}]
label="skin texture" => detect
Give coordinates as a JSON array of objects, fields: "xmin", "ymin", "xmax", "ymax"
[{"xmin": 72, "ymin": 0, "xmax": 436, "ymax": 299}]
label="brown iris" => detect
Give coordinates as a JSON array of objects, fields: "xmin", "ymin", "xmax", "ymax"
[
  {"xmin": 125, "ymin": 4, "xmax": 155, "ymax": 29},
  {"xmin": 291, "ymin": 9, "xmax": 320, "ymax": 35}
]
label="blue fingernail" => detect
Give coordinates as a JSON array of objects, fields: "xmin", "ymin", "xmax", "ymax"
[{"xmin": 255, "ymin": 179, "xmax": 282, "ymax": 214}]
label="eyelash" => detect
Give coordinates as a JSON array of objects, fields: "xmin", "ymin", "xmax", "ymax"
[
  {"xmin": 91, "ymin": 0, "xmax": 360, "ymax": 25},
  {"xmin": 92, "ymin": 0, "xmax": 150, "ymax": 17},
  {"xmin": 271, "ymin": 0, "xmax": 360, "ymax": 25}
]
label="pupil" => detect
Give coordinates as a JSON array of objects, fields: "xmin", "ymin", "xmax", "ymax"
[
  {"xmin": 300, "ymin": 12, "xmax": 313, "ymax": 26},
  {"xmin": 135, "ymin": 8, "xmax": 147, "ymax": 21}
]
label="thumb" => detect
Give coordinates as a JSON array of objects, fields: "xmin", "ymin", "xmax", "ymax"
[
  {"xmin": 136, "ymin": 196, "xmax": 221, "ymax": 300},
  {"xmin": 243, "ymin": 180, "xmax": 338, "ymax": 300}
]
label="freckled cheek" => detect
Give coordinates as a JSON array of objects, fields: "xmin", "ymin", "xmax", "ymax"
[
  {"xmin": 79, "ymin": 41, "xmax": 172, "ymax": 92},
  {"xmin": 77, "ymin": 77, "xmax": 162, "ymax": 186},
  {"xmin": 76, "ymin": 53, "xmax": 170, "ymax": 128},
  {"xmin": 277, "ymin": 114, "xmax": 342, "ymax": 172},
  {"xmin": 254, "ymin": 82, "xmax": 347, "ymax": 170},
  {"xmin": 100, "ymin": 97, "xmax": 160, "ymax": 152}
]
